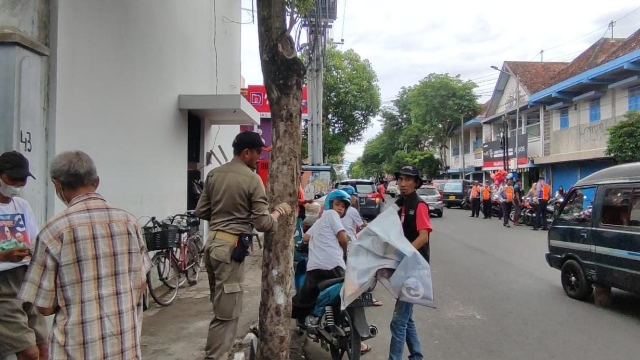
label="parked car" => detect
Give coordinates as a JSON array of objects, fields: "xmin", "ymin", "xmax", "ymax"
[
  {"xmin": 387, "ymin": 180, "xmax": 398, "ymax": 198},
  {"xmin": 431, "ymin": 180, "xmax": 448, "ymax": 197},
  {"xmin": 442, "ymin": 180, "xmax": 473, "ymax": 208},
  {"xmin": 546, "ymin": 162, "xmax": 640, "ymax": 303},
  {"xmin": 339, "ymin": 179, "xmax": 383, "ymax": 220},
  {"xmin": 417, "ymin": 186, "xmax": 444, "ymax": 217}
]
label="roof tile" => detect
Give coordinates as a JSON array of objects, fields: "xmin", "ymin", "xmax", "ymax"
[{"xmin": 504, "ymin": 61, "xmax": 569, "ymax": 93}]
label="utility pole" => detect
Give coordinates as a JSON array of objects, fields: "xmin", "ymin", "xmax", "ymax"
[
  {"xmin": 460, "ymin": 115, "xmax": 465, "ymax": 180},
  {"xmin": 306, "ymin": 14, "xmax": 326, "ymax": 165},
  {"xmin": 609, "ymin": 20, "xmax": 616, "ymax": 39},
  {"xmin": 540, "ymin": 49, "xmax": 544, "ymax": 62},
  {"xmin": 514, "ymin": 74, "xmax": 520, "ymax": 175}
]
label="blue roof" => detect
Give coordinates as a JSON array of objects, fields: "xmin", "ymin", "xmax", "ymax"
[
  {"xmin": 529, "ymin": 49, "xmax": 640, "ymax": 103},
  {"xmin": 453, "ymin": 118, "xmax": 482, "ymax": 132}
]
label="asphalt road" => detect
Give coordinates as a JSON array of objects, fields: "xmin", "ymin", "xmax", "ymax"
[{"xmin": 305, "ymin": 201, "xmax": 640, "ymax": 360}]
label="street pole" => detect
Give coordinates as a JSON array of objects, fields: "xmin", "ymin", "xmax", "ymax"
[
  {"xmin": 461, "ymin": 115, "xmax": 465, "ymax": 180},
  {"xmin": 514, "ymin": 74, "xmax": 520, "ymax": 177},
  {"xmin": 307, "ymin": 23, "xmax": 324, "ymax": 165}
]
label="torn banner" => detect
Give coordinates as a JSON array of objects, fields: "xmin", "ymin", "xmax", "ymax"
[{"xmin": 340, "ymin": 204, "xmax": 435, "ymax": 310}]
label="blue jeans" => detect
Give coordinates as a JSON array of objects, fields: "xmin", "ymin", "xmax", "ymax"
[{"xmin": 388, "ymin": 300, "xmax": 424, "ymax": 360}]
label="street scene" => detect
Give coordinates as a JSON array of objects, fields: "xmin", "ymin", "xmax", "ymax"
[{"xmin": 2, "ymin": 0, "xmax": 640, "ymax": 360}]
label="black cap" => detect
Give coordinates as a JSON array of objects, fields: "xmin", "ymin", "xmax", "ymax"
[
  {"xmin": 232, "ymin": 131, "xmax": 265, "ymax": 152},
  {"xmin": 394, "ymin": 164, "xmax": 423, "ymax": 187},
  {"xmin": 0, "ymin": 151, "xmax": 36, "ymax": 180}
]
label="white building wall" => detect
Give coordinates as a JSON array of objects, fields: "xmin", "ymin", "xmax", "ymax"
[{"xmin": 50, "ymin": 0, "xmax": 243, "ymax": 218}]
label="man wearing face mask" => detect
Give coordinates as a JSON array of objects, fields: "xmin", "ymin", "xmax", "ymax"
[
  {"xmin": 0, "ymin": 151, "xmax": 49, "ymax": 360},
  {"xmin": 196, "ymin": 131, "xmax": 293, "ymax": 359},
  {"xmin": 19, "ymin": 151, "xmax": 151, "ymax": 360}
]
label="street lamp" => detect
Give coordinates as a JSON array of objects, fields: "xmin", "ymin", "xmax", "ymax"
[{"xmin": 491, "ymin": 65, "xmax": 520, "ymax": 174}]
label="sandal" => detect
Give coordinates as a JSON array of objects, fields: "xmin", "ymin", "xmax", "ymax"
[
  {"xmin": 372, "ymin": 299, "xmax": 383, "ymax": 306},
  {"xmin": 361, "ymin": 343, "xmax": 372, "ymax": 355}
]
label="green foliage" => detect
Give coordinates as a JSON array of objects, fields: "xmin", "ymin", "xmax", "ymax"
[
  {"xmin": 353, "ymin": 73, "xmax": 480, "ymax": 176},
  {"xmin": 301, "ymin": 45, "xmax": 381, "ymax": 161},
  {"xmin": 605, "ymin": 111, "xmax": 640, "ymax": 163}
]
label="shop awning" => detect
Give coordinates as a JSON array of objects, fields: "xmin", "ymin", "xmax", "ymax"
[{"xmin": 178, "ymin": 94, "xmax": 260, "ymax": 126}]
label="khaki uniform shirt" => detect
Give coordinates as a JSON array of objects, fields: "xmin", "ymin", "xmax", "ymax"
[{"xmin": 196, "ymin": 158, "xmax": 276, "ymax": 235}]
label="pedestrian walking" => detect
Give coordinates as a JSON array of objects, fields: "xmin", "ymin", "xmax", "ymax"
[
  {"xmin": 513, "ymin": 179, "xmax": 524, "ymax": 226},
  {"xmin": 377, "ymin": 179, "xmax": 387, "ymax": 204},
  {"xmin": 500, "ymin": 180, "xmax": 515, "ymax": 227},
  {"xmin": 19, "ymin": 150, "xmax": 150, "ymax": 360},
  {"xmin": 482, "ymin": 180, "xmax": 492, "ymax": 219},
  {"xmin": 389, "ymin": 164, "xmax": 432, "ymax": 360},
  {"xmin": 469, "ymin": 181, "xmax": 481, "ymax": 218},
  {"xmin": 533, "ymin": 177, "xmax": 551, "ymax": 231},
  {"xmin": 195, "ymin": 131, "xmax": 292, "ymax": 359},
  {"xmin": 0, "ymin": 151, "xmax": 48, "ymax": 360}
]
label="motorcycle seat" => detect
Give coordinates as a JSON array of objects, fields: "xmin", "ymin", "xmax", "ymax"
[{"xmin": 318, "ymin": 277, "xmax": 344, "ymax": 291}]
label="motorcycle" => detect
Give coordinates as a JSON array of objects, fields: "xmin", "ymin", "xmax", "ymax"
[
  {"xmin": 461, "ymin": 196, "xmax": 472, "ymax": 211},
  {"xmin": 294, "ymin": 242, "xmax": 378, "ymax": 360}
]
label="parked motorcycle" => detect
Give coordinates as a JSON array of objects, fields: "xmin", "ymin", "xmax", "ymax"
[
  {"xmin": 294, "ymin": 242, "xmax": 378, "ymax": 360},
  {"xmin": 461, "ymin": 196, "xmax": 472, "ymax": 211}
]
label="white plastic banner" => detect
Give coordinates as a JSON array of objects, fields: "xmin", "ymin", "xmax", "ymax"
[{"xmin": 340, "ymin": 204, "xmax": 435, "ymax": 310}]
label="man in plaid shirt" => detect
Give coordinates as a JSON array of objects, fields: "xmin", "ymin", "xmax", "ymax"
[{"xmin": 19, "ymin": 151, "xmax": 151, "ymax": 360}]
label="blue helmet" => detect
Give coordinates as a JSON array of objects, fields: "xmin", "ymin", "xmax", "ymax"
[
  {"xmin": 340, "ymin": 185, "xmax": 356, "ymax": 196},
  {"xmin": 324, "ymin": 189, "xmax": 351, "ymax": 212}
]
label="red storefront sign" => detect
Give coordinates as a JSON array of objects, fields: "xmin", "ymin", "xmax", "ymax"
[{"xmin": 246, "ymin": 85, "xmax": 308, "ymax": 119}]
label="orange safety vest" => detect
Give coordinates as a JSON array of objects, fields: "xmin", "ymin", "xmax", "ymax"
[
  {"xmin": 541, "ymin": 183, "xmax": 551, "ymax": 200},
  {"xmin": 471, "ymin": 186, "xmax": 480, "ymax": 198},
  {"xmin": 482, "ymin": 187, "xmax": 491, "ymax": 200},
  {"xmin": 504, "ymin": 186, "xmax": 514, "ymax": 202}
]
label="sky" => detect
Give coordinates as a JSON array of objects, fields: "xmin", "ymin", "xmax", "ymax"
[{"xmin": 239, "ymin": 0, "xmax": 640, "ymax": 165}]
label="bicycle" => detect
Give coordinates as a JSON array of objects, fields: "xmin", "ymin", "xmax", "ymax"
[{"xmin": 143, "ymin": 212, "xmax": 203, "ymax": 306}]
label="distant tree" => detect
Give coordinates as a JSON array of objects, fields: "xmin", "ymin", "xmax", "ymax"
[{"xmin": 606, "ymin": 111, "xmax": 640, "ymax": 163}]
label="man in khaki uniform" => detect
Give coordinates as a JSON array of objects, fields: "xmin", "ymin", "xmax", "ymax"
[{"xmin": 196, "ymin": 131, "xmax": 291, "ymax": 359}]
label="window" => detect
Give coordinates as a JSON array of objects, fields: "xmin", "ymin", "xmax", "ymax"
[
  {"xmin": 601, "ymin": 187, "xmax": 633, "ymax": 226},
  {"xmin": 629, "ymin": 190, "xmax": 640, "ymax": 227},
  {"xmin": 557, "ymin": 187, "xmax": 597, "ymax": 225},
  {"xmin": 417, "ymin": 187, "xmax": 439, "ymax": 196},
  {"xmin": 443, "ymin": 182, "xmax": 462, "ymax": 192},
  {"xmin": 339, "ymin": 181, "xmax": 375, "ymax": 194},
  {"xmin": 559, "ymin": 108, "xmax": 569, "ymax": 129},
  {"xmin": 589, "ymin": 98, "xmax": 601, "ymax": 122},
  {"xmin": 629, "ymin": 86, "xmax": 640, "ymax": 112}
]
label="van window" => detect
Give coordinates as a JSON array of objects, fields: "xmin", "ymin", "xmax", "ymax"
[
  {"xmin": 601, "ymin": 187, "xmax": 633, "ymax": 226},
  {"xmin": 629, "ymin": 190, "xmax": 640, "ymax": 227},
  {"xmin": 557, "ymin": 187, "xmax": 596, "ymax": 224},
  {"xmin": 444, "ymin": 182, "xmax": 462, "ymax": 192}
]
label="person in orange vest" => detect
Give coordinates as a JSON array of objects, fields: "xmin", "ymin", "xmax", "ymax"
[
  {"xmin": 469, "ymin": 180, "xmax": 482, "ymax": 218},
  {"xmin": 534, "ymin": 176, "xmax": 552, "ymax": 231},
  {"xmin": 481, "ymin": 180, "xmax": 492, "ymax": 219},
  {"xmin": 499, "ymin": 180, "xmax": 515, "ymax": 227}
]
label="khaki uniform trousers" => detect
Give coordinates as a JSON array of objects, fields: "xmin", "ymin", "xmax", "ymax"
[{"xmin": 203, "ymin": 232, "xmax": 246, "ymax": 360}]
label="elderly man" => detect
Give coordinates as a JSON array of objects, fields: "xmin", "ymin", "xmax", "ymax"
[
  {"xmin": 196, "ymin": 131, "xmax": 292, "ymax": 359},
  {"xmin": 19, "ymin": 151, "xmax": 151, "ymax": 360}
]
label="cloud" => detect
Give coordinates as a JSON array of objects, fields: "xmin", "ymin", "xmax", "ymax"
[{"xmin": 240, "ymin": 0, "xmax": 640, "ymax": 162}]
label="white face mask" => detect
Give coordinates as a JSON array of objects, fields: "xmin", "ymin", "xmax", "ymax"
[
  {"xmin": 55, "ymin": 186, "xmax": 69, "ymax": 207},
  {"xmin": 0, "ymin": 179, "xmax": 23, "ymax": 198}
]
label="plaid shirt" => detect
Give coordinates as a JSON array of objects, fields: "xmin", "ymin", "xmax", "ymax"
[{"xmin": 19, "ymin": 193, "xmax": 151, "ymax": 360}]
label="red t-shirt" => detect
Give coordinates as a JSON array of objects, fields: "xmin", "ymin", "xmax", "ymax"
[
  {"xmin": 401, "ymin": 202, "xmax": 433, "ymax": 233},
  {"xmin": 378, "ymin": 184, "xmax": 386, "ymax": 197}
]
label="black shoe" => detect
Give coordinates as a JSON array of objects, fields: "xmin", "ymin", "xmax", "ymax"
[
  {"xmin": 531, "ymin": 228, "xmax": 539, "ymax": 231},
  {"xmin": 542, "ymin": 227, "xmax": 549, "ymax": 231},
  {"xmin": 505, "ymin": 224, "xmax": 511, "ymax": 228},
  {"xmin": 469, "ymin": 215, "xmax": 475, "ymax": 217}
]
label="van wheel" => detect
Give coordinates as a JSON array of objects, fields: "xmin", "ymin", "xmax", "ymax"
[{"xmin": 560, "ymin": 260, "xmax": 592, "ymax": 301}]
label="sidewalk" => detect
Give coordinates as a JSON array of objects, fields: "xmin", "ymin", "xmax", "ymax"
[{"xmin": 140, "ymin": 249, "xmax": 306, "ymax": 359}]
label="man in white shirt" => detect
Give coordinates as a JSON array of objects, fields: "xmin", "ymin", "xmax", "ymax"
[{"xmin": 0, "ymin": 151, "xmax": 48, "ymax": 360}]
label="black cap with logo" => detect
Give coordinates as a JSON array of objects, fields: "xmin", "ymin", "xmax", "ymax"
[
  {"xmin": 394, "ymin": 164, "xmax": 423, "ymax": 188},
  {"xmin": 0, "ymin": 151, "xmax": 36, "ymax": 180},
  {"xmin": 232, "ymin": 131, "xmax": 266, "ymax": 153}
]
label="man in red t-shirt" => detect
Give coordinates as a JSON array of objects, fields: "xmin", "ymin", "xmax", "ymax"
[
  {"xmin": 377, "ymin": 180, "xmax": 387, "ymax": 203},
  {"xmin": 388, "ymin": 164, "xmax": 432, "ymax": 360}
]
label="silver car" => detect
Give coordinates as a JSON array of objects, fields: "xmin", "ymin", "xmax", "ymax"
[{"xmin": 417, "ymin": 186, "xmax": 444, "ymax": 217}]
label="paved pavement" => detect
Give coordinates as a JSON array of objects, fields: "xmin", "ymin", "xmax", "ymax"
[
  {"xmin": 305, "ymin": 203, "xmax": 640, "ymax": 360},
  {"xmin": 140, "ymin": 249, "xmax": 306, "ymax": 360}
]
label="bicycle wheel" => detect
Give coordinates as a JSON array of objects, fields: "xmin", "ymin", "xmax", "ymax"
[
  {"xmin": 147, "ymin": 252, "xmax": 179, "ymax": 306},
  {"xmin": 186, "ymin": 237, "xmax": 203, "ymax": 284}
]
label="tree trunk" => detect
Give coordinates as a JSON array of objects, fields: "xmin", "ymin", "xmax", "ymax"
[{"xmin": 256, "ymin": 1, "xmax": 306, "ymax": 359}]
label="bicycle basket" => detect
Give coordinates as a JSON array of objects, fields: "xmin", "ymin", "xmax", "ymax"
[{"xmin": 143, "ymin": 224, "xmax": 179, "ymax": 251}]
